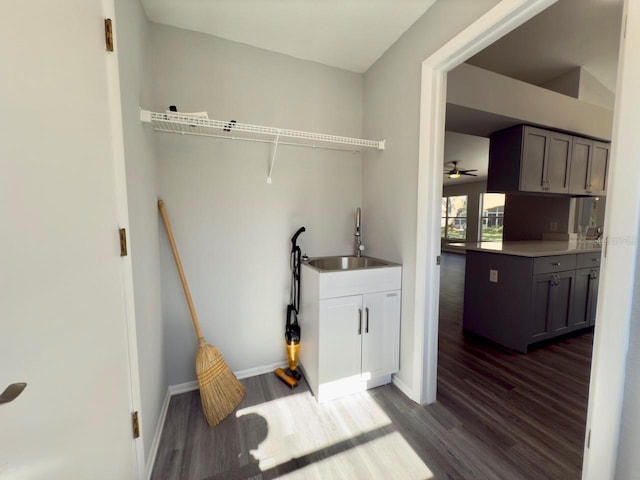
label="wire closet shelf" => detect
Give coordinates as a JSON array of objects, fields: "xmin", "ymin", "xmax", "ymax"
[{"xmin": 140, "ymin": 110, "xmax": 385, "ymax": 152}]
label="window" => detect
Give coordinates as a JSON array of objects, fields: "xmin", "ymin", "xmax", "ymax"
[
  {"xmin": 441, "ymin": 195, "xmax": 467, "ymax": 240},
  {"xmin": 480, "ymin": 193, "xmax": 505, "ymax": 242}
]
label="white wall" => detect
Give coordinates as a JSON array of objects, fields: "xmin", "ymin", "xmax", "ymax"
[
  {"xmin": 150, "ymin": 25, "xmax": 365, "ymax": 385},
  {"xmin": 542, "ymin": 67, "xmax": 616, "ymax": 111},
  {"xmin": 448, "ymin": 63, "xmax": 614, "ymax": 140},
  {"xmin": 115, "ymin": 0, "xmax": 166, "ymax": 463},
  {"xmin": 610, "ymin": 1, "xmax": 640, "ymax": 476},
  {"xmin": 362, "ymin": 0, "xmax": 500, "ymax": 397}
]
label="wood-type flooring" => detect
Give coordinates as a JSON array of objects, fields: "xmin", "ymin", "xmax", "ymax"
[{"xmin": 152, "ymin": 252, "xmax": 593, "ymax": 480}]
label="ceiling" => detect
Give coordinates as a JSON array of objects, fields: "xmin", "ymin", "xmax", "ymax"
[
  {"xmin": 140, "ymin": 0, "xmax": 437, "ymax": 73},
  {"xmin": 467, "ymin": 0, "xmax": 623, "ymax": 93}
]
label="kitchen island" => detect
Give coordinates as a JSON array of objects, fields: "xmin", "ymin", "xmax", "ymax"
[{"xmin": 461, "ymin": 241, "xmax": 601, "ymax": 352}]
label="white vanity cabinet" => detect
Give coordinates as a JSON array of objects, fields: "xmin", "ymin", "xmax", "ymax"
[{"xmin": 299, "ymin": 261, "xmax": 401, "ymax": 402}]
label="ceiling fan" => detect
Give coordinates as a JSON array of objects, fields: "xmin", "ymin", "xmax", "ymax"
[{"xmin": 445, "ymin": 161, "xmax": 478, "ymax": 179}]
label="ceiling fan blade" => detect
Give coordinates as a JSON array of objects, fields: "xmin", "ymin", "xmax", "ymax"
[
  {"xmin": 459, "ymin": 169, "xmax": 478, "ymax": 173},
  {"xmin": 461, "ymin": 172, "xmax": 478, "ymax": 176}
]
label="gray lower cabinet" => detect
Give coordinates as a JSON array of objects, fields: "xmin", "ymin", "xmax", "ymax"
[
  {"xmin": 572, "ymin": 267, "xmax": 600, "ymax": 328},
  {"xmin": 463, "ymin": 250, "xmax": 600, "ymax": 352},
  {"xmin": 530, "ymin": 271, "xmax": 574, "ymax": 342}
]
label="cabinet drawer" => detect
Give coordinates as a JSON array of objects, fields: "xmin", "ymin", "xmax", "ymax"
[
  {"xmin": 533, "ymin": 254, "xmax": 576, "ymax": 274},
  {"xmin": 577, "ymin": 251, "xmax": 602, "ymax": 269}
]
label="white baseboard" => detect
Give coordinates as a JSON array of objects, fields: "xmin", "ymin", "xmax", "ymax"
[
  {"xmin": 234, "ymin": 361, "xmax": 287, "ymax": 380},
  {"xmin": 168, "ymin": 380, "xmax": 199, "ymax": 395},
  {"xmin": 391, "ymin": 374, "xmax": 418, "ymax": 403},
  {"xmin": 144, "ymin": 388, "xmax": 172, "ymax": 480}
]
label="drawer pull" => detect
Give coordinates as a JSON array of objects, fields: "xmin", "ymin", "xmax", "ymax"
[
  {"xmin": 551, "ymin": 262, "xmax": 561, "ymax": 266},
  {"xmin": 365, "ymin": 307, "xmax": 370, "ymax": 333}
]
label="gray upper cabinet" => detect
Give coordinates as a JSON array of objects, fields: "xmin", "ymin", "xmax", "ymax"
[
  {"xmin": 488, "ymin": 124, "xmax": 609, "ymax": 197},
  {"xmin": 589, "ymin": 141, "xmax": 610, "ymax": 196},
  {"xmin": 569, "ymin": 138, "xmax": 610, "ymax": 195}
]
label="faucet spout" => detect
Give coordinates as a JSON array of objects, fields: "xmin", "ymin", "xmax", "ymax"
[{"xmin": 355, "ymin": 207, "xmax": 364, "ymax": 257}]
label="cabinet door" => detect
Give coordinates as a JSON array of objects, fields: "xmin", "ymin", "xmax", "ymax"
[
  {"xmin": 572, "ymin": 268, "xmax": 599, "ymax": 329},
  {"xmin": 362, "ymin": 291, "xmax": 401, "ymax": 380},
  {"xmin": 530, "ymin": 271, "xmax": 574, "ymax": 342},
  {"xmin": 590, "ymin": 142, "xmax": 610, "ymax": 196},
  {"xmin": 520, "ymin": 126, "xmax": 549, "ymax": 192},
  {"xmin": 569, "ymin": 137, "xmax": 593, "ymax": 195},
  {"xmin": 546, "ymin": 132, "xmax": 572, "ymax": 194},
  {"xmin": 319, "ymin": 296, "xmax": 363, "ymax": 384}
]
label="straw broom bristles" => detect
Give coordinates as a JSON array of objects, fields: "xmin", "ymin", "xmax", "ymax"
[
  {"xmin": 158, "ymin": 199, "xmax": 246, "ymax": 427},
  {"xmin": 196, "ymin": 340, "xmax": 246, "ymax": 427}
]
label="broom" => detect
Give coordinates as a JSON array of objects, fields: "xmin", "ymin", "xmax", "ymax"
[{"xmin": 158, "ymin": 199, "xmax": 245, "ymax": 427}]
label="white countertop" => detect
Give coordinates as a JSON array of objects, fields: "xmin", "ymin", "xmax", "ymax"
[{"xmin": 455, "ymin": 240, "xmax": 602, "ymax": 257}]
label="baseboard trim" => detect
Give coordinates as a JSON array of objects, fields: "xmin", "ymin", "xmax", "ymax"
[
  {"xmin": 167, "ymin": 361, "xmax": 289, "ymax": 396},
  {"xmin": 235, "ymin": 361, "xmax": 287, "ymax": 380},
  {"xmin": 169, "ymin": 380, "xmax": 199, "ymax": 395},
  {"xmin": 144, "ymin": 388, "xmax": 172, "ymax": 480},
  {"xmin": 391, "ymin": 374, "xmax": 418, "ymax": 403}
]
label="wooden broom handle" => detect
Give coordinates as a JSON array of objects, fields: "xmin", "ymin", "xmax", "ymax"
[{"xmin": 158, "ymin": 200, "xmax": 205, "ymax": 342}]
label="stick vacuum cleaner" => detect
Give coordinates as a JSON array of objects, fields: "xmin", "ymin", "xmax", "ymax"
[{"xmin": 275, "ymin": 227, "xmax": 305, "ymax": 388}]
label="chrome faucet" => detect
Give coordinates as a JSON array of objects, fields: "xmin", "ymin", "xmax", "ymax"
[{"xmin": 355, "ymin": 207, "xmax": 364, "ymax": 257}]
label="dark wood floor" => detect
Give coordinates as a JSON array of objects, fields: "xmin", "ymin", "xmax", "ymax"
[{"xmin": 152, "ymin": 252, "xmax": 593, "ymax": 480}]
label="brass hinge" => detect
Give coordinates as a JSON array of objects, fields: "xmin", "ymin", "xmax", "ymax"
[
  {"xmin": 119, "ymin": 228, "xmax": 128, "ymax": 257},
  {"xmin": 132, "ymin": 411, "xmax": 140, "ymax": 439},
  {"xmin": 105, "ymin": 18, "xmax": 114, "ymax": 52}
]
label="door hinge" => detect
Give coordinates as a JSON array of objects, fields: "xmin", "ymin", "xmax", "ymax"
[
  {"xmin": 119, "ymin": 228, "xmax": 128, "ymax": 257},
  {"xmin": 105, "ymin": 18, "xmax": 114, "ymax": 52},
  {"xmin": 587, "ymin": 428, "xmax": 591, "ymax": 448},
  {"xmin": 132, "ymin": 411, "xmax": 140, "ymax": 439},
  {"xmin": 436, "ymin": 255, "xmax": 441, "ymax": 266}
]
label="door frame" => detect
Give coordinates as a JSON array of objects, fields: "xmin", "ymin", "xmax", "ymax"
[
  {"xmin": 414, "ymin": 0, "xmax": 639, "ymax": 478},
  {"xmin": 102, "ymin": 0, "xmax": 145, "ymax": 476},
  {"xmin": 413, "ymin": 0, "xmax": 557, "ymax": 404}
]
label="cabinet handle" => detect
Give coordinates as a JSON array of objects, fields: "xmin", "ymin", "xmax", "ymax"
[
  {"xmin": 551, "ymin": 262, "xmax": 561, "ymax": 266},
  {"xmin": 358, "ymin": 308, "xmax": 362, "ymax": 335},
  {"xmin": 365, "ymin": 307, "xmax": 369, "ymax": 333}
]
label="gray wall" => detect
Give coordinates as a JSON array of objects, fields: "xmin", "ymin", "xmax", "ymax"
[
  {"xmin": 150, "ymin": 25, "xmax": 364, "ymax": 386},
  {"xmin": 115, "ymin": 0, "xmax": 166, "ymax": 461},
  {"xmin": 442, "ymin": 180, "xmax": 488, "ymax": 244},
  {"xmin": 362, "ymin": 0, "xmax": 500, "ymax": 393}
]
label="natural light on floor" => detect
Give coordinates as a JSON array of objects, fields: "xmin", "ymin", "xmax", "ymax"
[{"xmin": 235, "ymin": 390, "xmax": 434, "ymax": 479}]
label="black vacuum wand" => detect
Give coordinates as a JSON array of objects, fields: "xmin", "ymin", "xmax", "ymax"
[{"xmin": 275, "ymin": 226, "xmax": 305, "ymax": 388}]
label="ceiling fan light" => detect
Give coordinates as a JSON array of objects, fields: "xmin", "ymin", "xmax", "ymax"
[{"xmin": 448, "ymin": 172, "xmax": 461, "ymax": 179}]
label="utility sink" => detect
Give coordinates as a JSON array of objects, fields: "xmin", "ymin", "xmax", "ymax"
[{"xmin": 305, "ymin": 255, "xmax": 395, "ymax": 272}]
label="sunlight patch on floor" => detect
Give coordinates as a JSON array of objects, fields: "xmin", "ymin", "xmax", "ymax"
[
  {"xmin": 275, "ymin": 431, "xmax": 434, "ymax": 480},
  {"xmin": 236, "ymin": 389, "xmax": 434, "ymax": 478}
]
